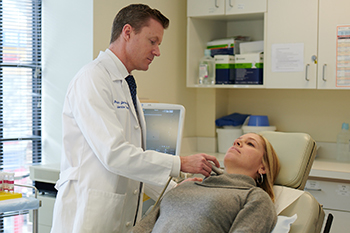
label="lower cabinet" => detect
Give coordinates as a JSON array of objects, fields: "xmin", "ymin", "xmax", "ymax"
[
  {"xmin": 305, "ymin": 179, "xmax": 350, "ymax": 232},
  {"xmin": 37, "ymin": 194, "xmax": 56, "ymax": 233},
  {"xmin": 323, "ymin": 209, "xmax": 350, "ymax": 233}
]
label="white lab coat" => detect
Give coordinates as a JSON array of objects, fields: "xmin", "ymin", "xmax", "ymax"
[{"xmin": 51, "ymin": 50, "xmax": 177, "ymax": 233}]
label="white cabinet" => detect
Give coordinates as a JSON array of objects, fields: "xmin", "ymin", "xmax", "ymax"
[
  {"xmin": 37, "ymin": 194, "xmax": 55, "ymax": 233},
  {"xmin": 186, "ymin": 0, "xmax": 267, "ymax": 88},
  {"xmin": 305, "ymin": 179, "xmax": 350, "ymax": 232},
  {"xmin": 265, "ymin": 0, "xmax": 317, "ymax": 89},
  {"xmin": 265, "ymin": 0, "xmax": 350, "ymax": 89},
  {"xmin": 317, "ymin": 0, "xmax": 350, "ymax": 89},
  {"xmin": 187, "ymin": 0, "xmax": 266, "ymax": 17},
  {"xmin": 323, "ymin": 209, "xmax": 350, "ymax": 233},
  {"xmin": 225, "ymin": 0, "xmax": 266, "ymax": 15},
  {"xmin": 187, "ymin": 0, "xmax": 350, "ymax": 89},
  {"xmin": 187, "ymin": 0, "xmax": 225, "ymax": 17}
]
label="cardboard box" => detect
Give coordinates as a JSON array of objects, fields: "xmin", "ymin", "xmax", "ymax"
[
  {"xmin": 210, "ymin": 47, "xmax": 234, "ymax": 56},
  {"xmin": 234, "ymin": 53, "xmax": 263, "ymax": 85},
  {"xmin": 207, "ymin": 36, "xmax": 250, "ymax": 55},
  {"xmin": 215, "ymin": 55, "xmax": 235, "ymax": 84}
]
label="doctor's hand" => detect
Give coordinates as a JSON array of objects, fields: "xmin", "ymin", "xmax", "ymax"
[{"xmin": 179, "ymin": 153, "xmax": 220, "ymax": 177}]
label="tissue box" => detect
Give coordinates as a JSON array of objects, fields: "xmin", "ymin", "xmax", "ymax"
[
  {"xmin": 234, "ymin": 53, "xmax": 263, "ymax": 85},
  {"xmin": 215, "ymin": 55, "xmax": 235, "ymax": 84},
  {"xmin": 239, "ymin": 40, "xmax": 264, "ymax": 54}
]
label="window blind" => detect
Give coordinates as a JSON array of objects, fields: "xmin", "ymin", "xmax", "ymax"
[{"xmin": 0, "ymin": 0, "xmax": 42, "ymax": 231}]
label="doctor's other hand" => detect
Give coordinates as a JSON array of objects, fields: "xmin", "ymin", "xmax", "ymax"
[{"xmin": 179, "ymin": 153, "xmax": 220, "ymax": 177}]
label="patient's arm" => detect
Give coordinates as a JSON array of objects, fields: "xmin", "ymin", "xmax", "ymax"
[
  {"xmin": 229, "ymin": 189, "xmax": 277, "ymax": 233},
  {"xmin": 131, "ymin": 202, "xmax": 160, "ymax": 233},
  {"xmin": 177, "ymin": 177, "xmax": 203, "ymax": 186},
  {"xmin": 144, "ymin": 180, "xmax": 177, "ymax": 201}
]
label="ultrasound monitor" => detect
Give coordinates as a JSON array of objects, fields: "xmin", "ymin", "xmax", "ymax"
[{"xmin": 141, "ymin": 103, "xmax": 185, "ymax": 156}]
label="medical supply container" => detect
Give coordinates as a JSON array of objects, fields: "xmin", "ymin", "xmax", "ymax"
[
  {"xmin": 241, "ymin": 115, "xmax": 276, "ymax": 134},
  {"xmin": 336, "ymin": 122, "xmax": 350, "ymax": 161},
  {"xmin": 215, "ymin": 113, "xmax": 249, "ymax": 153},
  {"xmin": 198, "ymin": 49, "xmax": 215, "ymax": 84},
  {"xmin": 214, "ymin": 55, "xmax": 235, "ymax": 84},
  {"xmin": 217, "ymin": 127, "xmax": 242, "ymax": 153},
  {"xmin": 239, "ymin": 40, "xmax": 264, "ymax": 54},
  {"xmin": 206, "ymin": 36, "xmax": 250, "ymax": 56},
  {"xmin": 234, "ymin": 53, "xmax": 263, "ymax": 84},
  {"xmin": 8, "ymin": 172, "xmax": 14, "ymax": 192}
]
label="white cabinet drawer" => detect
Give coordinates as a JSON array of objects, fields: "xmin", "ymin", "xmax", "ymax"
[
  {"xmin": 225, "ymin": 0, "xmax": 266, "ymax": 15},
  {"xmin": 305, "ymin": 179, "xmax": 350, "ymax": 212},
  {"xmin": 37, "ymin": 194, "xmax": 56, "ymax": 226},
  {"xmin": 187, "ymin": 0, "xmax": 225, "ymax": 17},
  {"xmin": 323, "ymin": 209, "xmax": 350, "ymax": 233},
  {"xmin": 187, "ymin": 0, "xmax": 266, "ymax": 17}
]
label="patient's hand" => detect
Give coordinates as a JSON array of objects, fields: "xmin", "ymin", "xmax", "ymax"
[{"xmin": 177, "ymin": 177, "xmax": 203, "ymax": 186}]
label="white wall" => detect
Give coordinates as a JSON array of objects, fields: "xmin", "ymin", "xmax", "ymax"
[
  {"xmin": 42, "ymin": 0, "xmax": 93, "ymax": 163},
  {"xmin": 93, "ymin": 0, "xmax": 196, "ymax": 138},
  {"xmin": 41, "ymin": 0, "xmax": 191, "ymax": 163},
  {"xmin": 42, "ymin": 1, "xmax": 349, "ymax": 162}
]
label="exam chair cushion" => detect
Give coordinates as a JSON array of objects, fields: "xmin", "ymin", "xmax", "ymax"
[
  {"xmin": 260, "ymin": 131, "xmax": 316, "ymax": 190},
  {"xmin": 279, "ymin": 191, "xmax": 324, "ymax": 233},
  {"xmin": 261, "ymin": 131, "xmax": 324, "ymax": 233}
]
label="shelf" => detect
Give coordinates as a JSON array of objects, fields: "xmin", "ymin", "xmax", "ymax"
[
  {"xmin": 186, "ymin": 11, "xmax": 265, "ymax": 88},
  {"xmin": 0, "ymin": 197, "xmax": 40, "ymax": 213},
  {"xmin": 0, "ymin": 184, "xmax": 41, "ymax": 233},
  {"xmin": 189, "ymin": 12, "xmax": 264, "ymax": 21},
  {"xmin": 187, "ymin": 84, "xmax": 265, "ymax": 89}
]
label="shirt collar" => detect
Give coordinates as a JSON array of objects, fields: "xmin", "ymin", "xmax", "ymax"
[
  {"xmin": 197, "ymin": 173, "xmax": 257, "ymax": 189},
  {"xmin": 105, "ymin": 48, "xmax": 130, "ymax": 79}
]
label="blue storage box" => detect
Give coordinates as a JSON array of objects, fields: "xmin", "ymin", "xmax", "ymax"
[
  {"xmin": 234, "ymin": 53, "xmax": 263, "ymax": 85},
  {"xmin": 210, "ymin": 47, "xmax": 234, "ymax": 56},
  {"xmin": 215, "ymin": 55, "xmax": 235, "ymax": 84}
]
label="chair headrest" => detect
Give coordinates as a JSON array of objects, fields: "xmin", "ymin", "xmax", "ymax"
[{"xmin": 260, "ymin": 131, "xmax": 317, "ymax": 189}]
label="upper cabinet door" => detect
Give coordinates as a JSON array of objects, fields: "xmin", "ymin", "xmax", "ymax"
[
  {"xmin": 317, "ymin": 0, "xmax": 350, "ymax": 89},
  {"xmin": 225, "ymin": 0, "xmax": 266, "ymax": 15},
  {"xmin": 265, "ymin": 0, "xmax": 318, "ymax": 89},
  {"xmin": 187, "ymin": 0, "xmax": 225, "ymax": 17}
]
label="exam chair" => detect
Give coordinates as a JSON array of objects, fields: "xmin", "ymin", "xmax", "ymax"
[{"xmin": 260, "ymin": 131, "xmax": 326, "ymax": 233}]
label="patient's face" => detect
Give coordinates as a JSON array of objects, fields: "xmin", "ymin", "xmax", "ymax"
[{"xmin": 224, "ymin": 133, "xmax": 265, "ymax": 178}]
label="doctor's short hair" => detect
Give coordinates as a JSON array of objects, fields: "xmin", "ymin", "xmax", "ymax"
[{"xmin": 110, "ymin": 4, "xmax": 170, "ymax": 44}]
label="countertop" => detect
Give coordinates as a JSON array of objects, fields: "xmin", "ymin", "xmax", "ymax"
[{"xmin": 309, "ymin": 158, "xmax": 350, "ymax": 181}]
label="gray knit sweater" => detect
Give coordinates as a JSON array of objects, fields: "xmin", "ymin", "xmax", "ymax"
[{"xmin": 132, "ymin": 173, "xmax": 277, "ymax": 233}]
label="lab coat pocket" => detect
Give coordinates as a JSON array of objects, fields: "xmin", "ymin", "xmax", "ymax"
[{"xmin": 83, "ymin": 189, "xmax": 125, "ymax": 232}]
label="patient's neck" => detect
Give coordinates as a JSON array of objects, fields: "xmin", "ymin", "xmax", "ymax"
[{"xmin": 225, "ymin": 168, "xmax": 255, "ymax": 180}]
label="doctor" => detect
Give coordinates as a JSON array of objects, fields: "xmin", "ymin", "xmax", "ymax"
[{"xmin": 50, "ymin": 3, "xmax": 220, "ymax": 233}]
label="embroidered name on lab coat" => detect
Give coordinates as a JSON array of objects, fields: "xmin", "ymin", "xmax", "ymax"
[{"xmin": 114, "ymin": 100, "xmax": 130, "ymax": 109}]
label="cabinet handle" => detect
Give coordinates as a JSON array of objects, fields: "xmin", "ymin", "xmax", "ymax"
[
  {"xmin": 215, "ymin": 0, "xmax": 219, "ymax": 8},
  {"xmin": 322, "ymin": 64, "xmax": 327, "ymax": 81},
  {"xmin": 229, "ymin": 0, "xmax": 234, "ymax": 7},
  {"xmin": 305, "ymin": 64, "xmax": 310, "ymax": 81},
  {"xmin": 305, "ymin": 187, "xmax": 322, "ymax": 191}
]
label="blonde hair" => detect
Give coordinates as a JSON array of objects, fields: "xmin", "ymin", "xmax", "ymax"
[{"xmin": 257, "ymin": 134, "xmax": 280, "ymax": 202}]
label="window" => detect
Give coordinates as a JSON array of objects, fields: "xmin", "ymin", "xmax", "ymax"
[{"xmin": 0, "ymin": 0, "xmax": 42, "ymax": 232}]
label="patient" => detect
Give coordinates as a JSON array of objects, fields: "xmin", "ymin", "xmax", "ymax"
[{"xmin": 132, "ymin": 133, "xmax": 281, "ymax": 233}]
